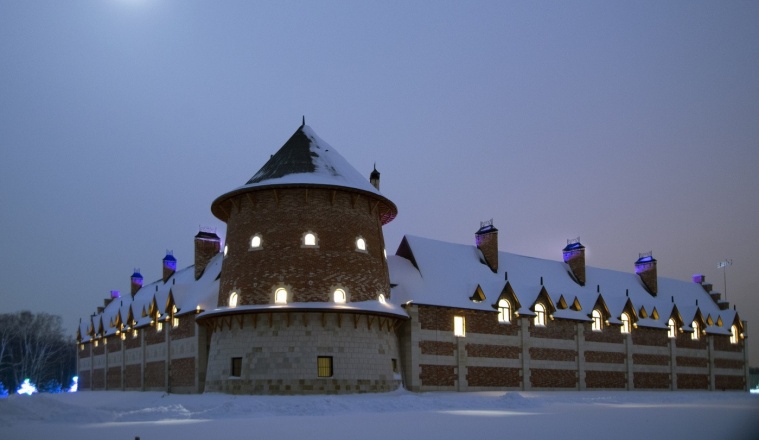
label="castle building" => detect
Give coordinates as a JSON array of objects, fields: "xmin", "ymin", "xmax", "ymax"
[{"xmin": 76, "ymin": 123, "xmax": 748, "ymax": 394}]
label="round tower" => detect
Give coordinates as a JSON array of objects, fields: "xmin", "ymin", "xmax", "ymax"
[{"xmin": 199, "ymin": 123, "xmax": 405, "ymax": 395}]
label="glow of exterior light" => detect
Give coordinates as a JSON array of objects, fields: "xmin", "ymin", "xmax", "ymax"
[
  {"xmin": 68, "ymin": 376, "xmax": 78, "ymax": 393},
  {"xmin": 17, "ymin": 379, "xmax": 37, "ymax": 396}
]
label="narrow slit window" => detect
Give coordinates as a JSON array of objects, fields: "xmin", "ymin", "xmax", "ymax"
[
  {"xmin": 231, "ymin": 357, "xmax": 242, "ymax": 377},
  {"xmin": 356, "ymin": 237, "xmax": 366, "ymax": 251}
]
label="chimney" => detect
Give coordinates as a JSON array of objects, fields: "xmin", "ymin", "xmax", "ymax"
[
  {"xmin": 130, "ymin": 269, "xmax": 143, "ymax": 298},
  {"xmin": 562, "ymin": 238, "xmax": 586, "ymax": 286},
  {"xmin": 635, "ymin": 252, "xmax": 657, "ymax": 295},
  {"xmin": 163, "ymin": 251, "xmax": 177, "ymax": 283},
  {"xmin": 195, "ymin": 228, "xmax": 221, "ymax": 280},
  {"xmin": 475, "ymin": 219, "xmax": 498, "ymax": 273},
  {"xmin": 369, "ymin": 164, "xmax": 381, "ymax": 190}
]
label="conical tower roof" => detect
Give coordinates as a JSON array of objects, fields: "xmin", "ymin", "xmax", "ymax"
[{"xmin": 211, "ymin": 124, "xmax": 397, "ymax": 224}]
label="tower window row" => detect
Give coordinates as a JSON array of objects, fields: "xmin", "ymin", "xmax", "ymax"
[
  {"xmin": 223, "ymin": 233, "xmax": 374, "ymax": 255},
  {"xmin": 227, "ymin": 286, "xmax": 385, "ymax": 307}
]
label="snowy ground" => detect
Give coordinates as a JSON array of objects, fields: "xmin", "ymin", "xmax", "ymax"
[{"xmin": 1, "ymin": 389, "xmax": 758, "ymax": 440}]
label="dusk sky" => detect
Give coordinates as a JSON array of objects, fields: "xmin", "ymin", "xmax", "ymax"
[{"xmin": 1, "ymin": 1, "xmax": 758, "ymax": 366}]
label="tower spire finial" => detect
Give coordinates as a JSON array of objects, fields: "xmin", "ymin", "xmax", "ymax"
[{"xmin": 301, "ymin": 115, "xmax": 305, "ymax": 126}]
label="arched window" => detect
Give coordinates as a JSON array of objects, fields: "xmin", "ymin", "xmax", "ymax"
[
  {"xmin": 668, "ymin": 318, "xmax": 677, "ymax": 338},
  {"xmin": 730, "ymin": 325, "xmax": 739, "ymax": 344},
  {"xmin": 378, "ymin": 293, "xmax": 386, "ymax": 304},
  {"xmin": 620, "ymin": 313, "xmax": 631, "ymax": 334},
  {"xmin": 591, "ymin": 309, "xmax": 603, "ymax": 332},
  {"xmin": 497, "ymin": 299, "xmax": 511, "ymax": 323},
  {"xmin": 229, "ymin": 291, "xmax": 238, "ymax": 308},
  {"xmin": 356, "ymin": 237, "xmax": 366, "ymax": 251},
  {"xmin": 303, "ymin": 232, "xmax": 317, "ymax": 246},
  {"xmin": 534, "ymin": 303, "xmax": 546, "ymax": 327},
  {"xmin": 691, "ymin": 321, "xmax": 700, "ymax": 340},
  {"xmin": 250, "ymin": 235, "xmax": 262, "ymax": 249},
  {"xmin": 334, "ymin": 288, "xmax": 346, "ymax": 304},
  {"xmin": 275, "ymin": 287, "xmax": 288, "ymax": 304}
]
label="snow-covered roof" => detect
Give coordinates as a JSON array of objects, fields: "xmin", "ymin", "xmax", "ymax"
[
  {"xmin": 387, "ymin": 235, "xmax": 738, "ymax": 335},
  {"xmin": 211, "ymin": 124, "xmax": 397, "ymax": 224}
]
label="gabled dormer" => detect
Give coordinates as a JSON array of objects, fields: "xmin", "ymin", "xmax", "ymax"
[
  {"xmin": 491, "ymin": 281, "xmax": 522, "ymax": 323},
  {"xmin": 469, "ymin": 284, "xmax": 486, "ymax": 303}
]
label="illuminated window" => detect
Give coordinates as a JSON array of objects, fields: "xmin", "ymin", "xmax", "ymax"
[
  {"xmin": 120, "ymin": 332, "xmax": 126, "ymax": 341},
  {"xmin": 275, "ymin": 287, "xmax": 288, "ymax": 304},
  {"xmin": 592, "ymin": 309, "xmax": 603, "ymax": 332},
  {"xmin": 303, "ymin": 232, "xmax": 317, "ymax": 247},
  {"xmin": 334, "ymin": 288, "xmax": 346, "ymax": 303},
  {"xmin": 730, "ymin": 325, "xmax": 739, "ymax": 344},
  {"xmin": 378, "ymin": 293, "xmax": 386, "ymax": 304},
  {"xmin": 668, "ymin": 318, "xmax": 677, "ymax": 338},
  {"xmin": 156, "ymin": 321, "xmax": 163, "ymax": 332},
  {"xmin": 691, "ymin": 321, "xmax": 700, "ymax": 340},
  {"xmin": 231, "ymin": 357, "xmax": 242, "ymax": 377},
  {"xmin": 620, "ymin": 313, "xmax": 631, "ymax": 334},
  {"xmin": 356, "ymin": 237, "xmax": 366, "ymax": 251},
  {"xmin": 534, "ymin": 303, "xmax": 546, "ymax": 327},
  {"xmin": 250, "ymin": 234, "xmax": 262, "ymax": 250},
  {"xmin": 229, "ymin": 291, "xmax": 239, "ymax": 308},
  {"xmin": 94, "ymin": 339, "xmax": 99, "ymax": 347},
  {"xmin": 454, "ymin": 316, "xmax": 465, "ymax": 337},
  {"xmin": 384, "ymin": 249, "xmax": 387, "ymax": 259},
  {"xmin": 224, "ymin": 244, "xmax": 229, "ymax": 257},
  {"xmin": 79, "ymin": 344, "xmax": 84, "ymax": 351},
  {"xmin": 497, "ymin": 299, "xmax": 511, "ymax": 323},
  {"xmin": 317, "ymin": 356, "xmax": 333, "ymax": 377},
  {"xmin": 132, "ymin": 329, "xmax": 138, "ymax": 339},
  {"xmin": 172, "ymin": 317, "xmax": 179, "ymax": 328}
]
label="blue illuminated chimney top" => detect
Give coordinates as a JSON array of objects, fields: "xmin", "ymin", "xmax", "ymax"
[{"xmin": 163, "ymin": 251, "xmax": 177, "ymax": 282}]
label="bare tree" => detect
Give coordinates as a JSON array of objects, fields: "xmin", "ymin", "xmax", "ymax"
[{"xmin": 0, "ymin": 311, "xmax": 75, "ymax": 392}]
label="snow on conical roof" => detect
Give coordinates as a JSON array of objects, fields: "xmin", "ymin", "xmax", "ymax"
[{"xmin": 212, "ymin": 124, "xmax": 397, "ymax": 223}]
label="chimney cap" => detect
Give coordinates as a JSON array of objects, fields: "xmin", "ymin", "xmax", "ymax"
[
  {"xmin": 476, "ymin": 219, "xmax": 498, "ymax": 234},
  {"xmin": 131, "ymin": 269, "xmax": 143, "ymax": 279},
  {"xmin": 635, "ymin": 251, "xmax": 656, "ymax": 264},
  {"xmin": 163, "ymin": 251, "xmax": 177, "ymax": 262},
  {"xmin": 370, "ymin": 163, "xmax": 380, "ymax": 179},
  {"xmin": 562, "ymin": 238, "xmax": 585, "ymax": 252}
]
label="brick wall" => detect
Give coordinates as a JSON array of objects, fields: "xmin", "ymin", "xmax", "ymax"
[
  {"xmin": 171, "ymin": 316, "xmax": 196, "ymax": 339},
  {"xmin": 125, "ymin": 333, "xmax": 141, "ymax": 349},
  {"xmin": 107, "ymin": 366, "xmax": 121, "ymax": 389},
  {"xmin": 633, "ymin": 353, "xmax": 669, "ymax": 366},
  {"xmin": 583, "ymin": 323, "xmax": 623, "ymax": 343},
  {"xmin": 145, "ymin": 327, "xmax": 165, "ymax": 345},
  {"xmin": 713, "ymin": 334, "xmax": 742, "ymax": 352},
  {"xmin": 170, "ymin": 357, "xmax": 195, "ymax": 388},
  {"xmin": 467, "ymin": 367, "xmax": 520, "ymax": 387},
  {"xmin": 677, "ymin": 373, "xmax": 708, "ymax": 389},
  {"xmin": 418, "ymin": 306, "xmax": 518, "ymax": 336},
  {"xmin": 125, "ymin": 364, "xmax": 141, "ymax": 389},
  {"xmin": 715, "ymin": 375, "xmax": 744, "ymax": 390},
  {"xmin": 92, "ymin": 368, "xmax": 105, "ymax": 389},
  {"xmin": 631, "ymin": 327, "xmax": 668, "ymax": 347},
  {"xmin": 529, "ymin": 347, "xmax": 576, "ymax": 361},
  {"xmin": 676, "ymin": 356, "xmax": 707, "ymax": 368},
  {"xmin": 634, "ymin": 372, "xmax": 670, "ymax": 389},
  {"xmin": 529, "ymin": 319, "xmax": 575, "ymax": 340},
  {"xmin": 585, "ymin": 370, "xmax": 626, "ymax": 388},
  {"xmin": 78, "ymin": 345, "xmax": 89, "ymax": 359},
  {"xmin": 106, "ymin": 337, "xmax": 121, "ymax": 353},
  {"xmin": 219, "ymin": 188, "xmax": 391, "ymax": 305},
  {"xmin": 714, "ymin": 358, "xmax": 743, "ymax": 369},
  {"xmin": 530, "ymin": 369, "xmax": 576, "ymax": 388},
  {"xmin": 79, "ymin": 370, "xmax": 91, "ymax": 390},
  {"xmin": 419, "ymin": 341, "xmax": 455, "ymax": 356},
  {"xmin": 585, "ymin": 351, "xmax": 625, "ymax": 364},
  {"xmin": 144, "ymin": 360, "xmax": 165, "ymax": 388},
  {"xmin": 675, "ymin": 333, "xmax": 707, "ymax": 349},
  {"xmin": 420, "ymin": 364, "xmax": 456, "ymax": 387},
  {"xmin": 467, "ymin": 344, "xmax": 520, "ymax": 359}
]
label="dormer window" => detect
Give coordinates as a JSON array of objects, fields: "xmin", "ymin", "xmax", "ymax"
[
  {"xmin": 250, "ymin": 234, "xmax": 262, "ymax": 250},
  {"xmin": 668, "ymin": 318, "xmax": 677, "ymax": 338},
  {"xmin": 356, "ymin": 237, "xmax": 367, "ymax": 252},
  {"xmin": 534, "ymin": 303, "xmax": 546, "ymax": 327},
  {"xmin": 620, "ymin": 313, "xmax": 631, "ymax": 334},
  {"xmin": 730, "ymin": 325, "xmax": 739, "ymax": 344},
  {"xmin": 334, "ymin": 288, "xmax": 347, "ymax": 304},
  {"xmin": 497, "ymin": 299, "xmax": 511, "ymax": 323},
  {"xmin": 275, "ymin": 287, "xmax": 288, "ymax": 304},
  {"xmin": 229, "ymin": 291, "xmax": 239, "ymax": 308},
  {"xmin": 302, "ymin": 232, "xmax": 318, "ymax": 247},
  {"xmin": 591, "ymin": 309, "xmax": 603, "ymax": 332},
  {"xmin": 691, "ymin": 321, "xmax": 700, "ymax": 340}
]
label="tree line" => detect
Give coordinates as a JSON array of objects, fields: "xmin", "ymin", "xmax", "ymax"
[{"xmin": 0, "ymin": 311, "xmax": 77, "ymax": 393}]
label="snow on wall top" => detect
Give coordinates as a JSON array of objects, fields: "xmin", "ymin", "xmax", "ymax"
[{"xmin": 387, "ymin": 235, "xmax": 738, "ymax": 335}]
